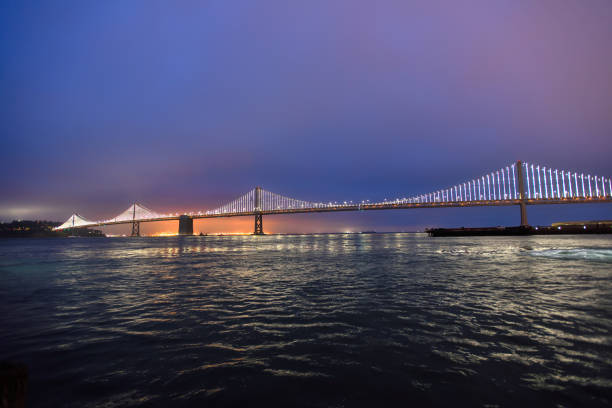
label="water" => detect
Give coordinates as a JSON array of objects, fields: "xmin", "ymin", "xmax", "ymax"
[{"xmin": 1, "ymin": 234, "xmax": 611, "ymax": 407}]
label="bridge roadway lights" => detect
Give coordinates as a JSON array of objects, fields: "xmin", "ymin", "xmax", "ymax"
[
  {"xmin": 178, "ymin": 215, "xmax": 194, "ymax": 235},
  {"xmin": 254, "ymin": 214, "xmax": 264, "ymax": 235}
]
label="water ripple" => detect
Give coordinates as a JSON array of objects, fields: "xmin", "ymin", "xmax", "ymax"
[{"xmin": 1, "ymin": 234, "xmax": 611, "ymax": 407}]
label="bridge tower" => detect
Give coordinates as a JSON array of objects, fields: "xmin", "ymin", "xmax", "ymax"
[
  {"xmin": 254, "ymin": 186, "xmax": 264, "ymax": 235},
  {"xmin": 516, "ymin": 160, "xmax": 528, "ymax": 227},
  {"xmin": 131, "ymin": 204, "xmax": 140, "ymax": 236},
  {"xmin": 178, "ymin": 215, "xmax": 194, "ymax": 235}
]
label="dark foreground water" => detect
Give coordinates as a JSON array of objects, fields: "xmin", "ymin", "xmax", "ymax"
[{"xmin": 1, "ymin": 234, "xmax": 611, "ymax": 407}]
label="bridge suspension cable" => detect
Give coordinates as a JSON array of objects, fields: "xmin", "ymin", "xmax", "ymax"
[
  {"xmin": 387, "ymin": 162, "xmax": 611, "ymax": 205},
  {"xmin": 54, "ymin": 213, "xmax": 95, "ymax": 230},
  {"xmin": 521, "ymin": 162, "xmax": 610, "ymax": 200},
  {"xmin": 106, "ymin": 203, "xmax": 162, "ymax": 223},
  {"xmin": 207, "ymin": 189, "xmax": 256, "ymax": 214},
  {"xmin": 258, "ymin": 188, "xmax": 327, "ymax": 211},
  {"xmin": 205, "ymin": 188, "xmax": 330, "ymax": 215}
]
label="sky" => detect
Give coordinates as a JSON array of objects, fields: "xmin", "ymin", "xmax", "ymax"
[{"xmin": 1, "ymin": 0, "xmax": 611, "ymax": 233}]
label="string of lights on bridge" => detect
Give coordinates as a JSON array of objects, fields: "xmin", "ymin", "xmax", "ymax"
[
  {"xmin": 55, "ymin": 162, "xmax": 612, "ymax": 230},
  {"xmin": 388, "ymin": 162, "xmax": 612, "ymax": 205}
]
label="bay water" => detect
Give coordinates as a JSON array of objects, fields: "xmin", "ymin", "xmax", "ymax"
[{"xmin": 1, "ymin": 234, "xmax": 611, "ymax": 407}]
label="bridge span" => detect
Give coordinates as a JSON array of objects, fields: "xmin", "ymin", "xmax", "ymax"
[{"xmin": 54, "ymin": 161, "xmax": 612, "ymax": 235}]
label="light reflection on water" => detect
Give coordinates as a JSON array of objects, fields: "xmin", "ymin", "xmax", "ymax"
[{"xmin": 1, "ymin": 234, "xmax": 611, "ymax": 407}]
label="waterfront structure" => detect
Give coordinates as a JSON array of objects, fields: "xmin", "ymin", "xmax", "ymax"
[{"xmin": 54, "ymin": 161, "xmax": 612, "ymax": 235}]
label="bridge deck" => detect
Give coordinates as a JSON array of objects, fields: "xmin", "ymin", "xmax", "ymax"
[{"xmin": 61, "ymin": 197, "xmax": 612, "ymax": 229}]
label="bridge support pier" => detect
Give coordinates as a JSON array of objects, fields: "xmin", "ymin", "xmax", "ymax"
[
  {"xmin": 178, "ymin": 215, "xmax": 194, "ymax": 235},
  {"xmin": 519, "ymin": 202, "xmax": 528, "ymax": 227},
  {"xmin": 131, "ymin": 222, "xmax": 140, "ymax": 237},
  {"xmin": 254, "ymin": 214, "xmax": 264, "ymax": 235}
]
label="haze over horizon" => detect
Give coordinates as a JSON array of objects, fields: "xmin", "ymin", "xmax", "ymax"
[{"xmin": 2, "ymin": 1, "xmax": 611, "ymax": 233}]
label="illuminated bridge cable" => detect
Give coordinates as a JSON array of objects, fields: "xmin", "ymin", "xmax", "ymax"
[
  {"xmin": 397, "ymin": 161, "xmax": 612, "ymax": 207},
  {"xmin": 208, "ymin": 189, "xmax": 256, "ymax": 214},
  {"xmin": 107, "ymin": 203, "xmax": 162, "ymax": 223},
  {"xmin": 206, "ymin": 188, "xmax": 328, "ymax": 215},
  {"xmin": 54, "ymin": 214, "xmax": 95, "ymax": 230}
]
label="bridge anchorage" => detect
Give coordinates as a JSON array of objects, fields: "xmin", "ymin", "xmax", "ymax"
[{"xmin": 53, "ymin": 160, "xmax": 612, "ymax": 236}]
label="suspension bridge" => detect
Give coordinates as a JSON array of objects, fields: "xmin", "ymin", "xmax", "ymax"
[{"xmin": 54, "ymin": 161, "xmax": 612, "ymax": 235}]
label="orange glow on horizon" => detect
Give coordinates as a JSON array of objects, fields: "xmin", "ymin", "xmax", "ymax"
[
  {"xmin": 150, "ymin": 232, "xmax": 178, "ymax": 237},
  {"xmin": 97, "ymin": 213, "xmax": 432, "ymax": 235}
]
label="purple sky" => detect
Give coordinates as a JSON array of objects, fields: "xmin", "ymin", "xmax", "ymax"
[{"xmin": 1, "ymin": 1, "xmax": 611, "ymax": 232}]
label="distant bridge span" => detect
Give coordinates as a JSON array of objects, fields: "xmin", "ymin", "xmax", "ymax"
[{"xmin": 55, "ymin": 161, "xmax": 612, "ymax": 235}]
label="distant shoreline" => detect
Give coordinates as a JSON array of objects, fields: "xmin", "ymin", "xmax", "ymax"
[
  {"xmin": 0, "ymin": 220, "xmax": 104, "ymax": 238},
  {"xmin": 427, "ymin": 222, "xmax": 612, "ymax": 237}
]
